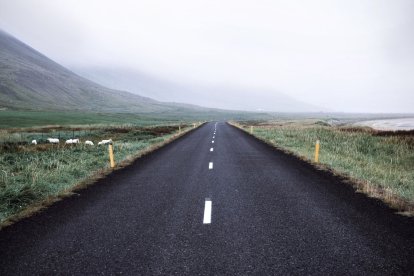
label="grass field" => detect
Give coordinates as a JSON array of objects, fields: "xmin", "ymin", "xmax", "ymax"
[
  {"xmin": 0, "ymin": 110, "xmax": 185, "ymax": 128},
  {"xmin": 235, "ymin": 120, "xmax": 414, "ymax": 212},
  {"xmin": 0, "ymin": 123, "xmax": 194, "ymax": 225},
  {"xmin": 0, "ymin": 110, "xmax": 274, "ymax": 129}
]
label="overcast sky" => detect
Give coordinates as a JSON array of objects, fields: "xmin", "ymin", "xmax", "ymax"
[{"xmin": 0, "ymin": 0, "xmax": 413, "ymax": 113}]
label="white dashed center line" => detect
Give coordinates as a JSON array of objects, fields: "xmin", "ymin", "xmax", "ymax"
[
  {"xmin": 209, "ymin": 162, "xmax": 213, "ymax": 169},
  {"xmin": 210, "ymin": 148, "xmax": 214, "ymax": 152},
  {"xmin": 203, "ymin": 199, "xmax": 212, "ymax": 224},
  {"xmin": 212, "ymin": 140, "xmax": 214, "ymax": 143}
]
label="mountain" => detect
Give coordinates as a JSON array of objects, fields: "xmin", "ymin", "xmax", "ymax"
[
  {"xmin": 0, "ymin": 29, "xmax": 211, "ymax": 113},
  {"xmin": 0, "ymin": 29, "xmax": 318, "ymax": 115},
  {"xmin": 71, "ymin": 66, "xmax": 321, "ymax": 112}
]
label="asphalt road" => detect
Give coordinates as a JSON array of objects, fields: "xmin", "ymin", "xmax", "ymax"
[{"xmin": 1, "ymin": 122, "xmax": 414, "ymax": 275}]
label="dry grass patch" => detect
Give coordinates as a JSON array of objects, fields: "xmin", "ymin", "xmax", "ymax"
[{"xmin": 231, "ymin": 121, "xmax": 414, "ymax": 214}]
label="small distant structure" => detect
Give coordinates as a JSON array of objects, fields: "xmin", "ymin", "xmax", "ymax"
[{"xmin": 31, "ymin": 139, "xmax": 37, "ymax": 145}]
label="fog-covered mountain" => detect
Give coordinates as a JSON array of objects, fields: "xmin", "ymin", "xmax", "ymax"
[
  {"xmin": 0, "ymin": 29, "xmax": 212, "ymax": 114},
  {"xmin": 71, "ymin": 66, "xmax": 321, "ymax": 112}
]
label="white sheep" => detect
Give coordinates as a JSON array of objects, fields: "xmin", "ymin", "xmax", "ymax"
[
  {"xmin": 47, "ymin": 138, "xmax": 59, "ymax": 144},
  {"xmin": 98, "ymin": 139, "xmax": 112, "ymax": 145},
  {"xmin": 65, "ymin": 138, "xmax": 80, "ymax": 144},
  {"xmin": 31, "ymin": 139, "xmax": 37, "ymax": 145},
  {"xmin": 85, "ymin": 140, "xmax": 94, "ymax": 146}
]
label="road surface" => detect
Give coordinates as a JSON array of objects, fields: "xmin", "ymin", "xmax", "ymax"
[{"xmin": 1, "ymin": 122, "xmax": 414, "ymax": 275}]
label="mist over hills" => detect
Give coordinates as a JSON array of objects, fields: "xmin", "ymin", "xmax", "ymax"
[
  {"xmin": 0, "ymin": 30, "xmax": 214, "ymax": 114},
  {"xmin": 71, "ymin": 66, "xmax": 321, "ymax": 112},
  {"xmin": 0, "ymin": 28, "xmax": 318, "ymax": 117}
]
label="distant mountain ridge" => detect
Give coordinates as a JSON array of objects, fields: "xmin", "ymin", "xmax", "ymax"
[
  {"xmin": 71, "ymin": 67, "xmax": 321, "ymax": 112},
  {"xmin": 0, "ymin": 29, "xmax": 210, "ymax": 113},
  {"xmin": 0, "ymin": 29, "xmax": 319, "ymax": 114}
]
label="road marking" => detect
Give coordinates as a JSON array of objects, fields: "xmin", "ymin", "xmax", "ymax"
[
  {"xmin": 210, "ymin": 148, "xmax": 214, "ymax": 152},
  {"xmin": 209, "ymin": 162, "xmax": 213, "ymax": 169},
  {"xmin": 212, "ymin": 140, "xmax": 214, "ymax": 143},
  {"xmin": 203, "ymin": 199, "xmax": 212, "ymax": 224},
  {"xmin": 213, "ymin": 136, "xmax": 215, "ymax": 139}
]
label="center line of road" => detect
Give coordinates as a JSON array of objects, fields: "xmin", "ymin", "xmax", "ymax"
[
  {"xmin": 203, "ymin": 199, "xmax": 212, "ymax": 224},
  {"xmin": 212, "ymin": 140, "xmax": 214, "ymax": 143},
  {"xmin": 209, "ymin": 162, "xmax": 213, "ymax": 169},
  {"xmin": 210, "ymin": 148, "xmax": 214, "ymax": 152}
]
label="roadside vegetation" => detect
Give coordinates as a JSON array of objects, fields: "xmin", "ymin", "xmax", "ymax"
[
  {"xmin": 0, "ymin": 110, "xmax": 189, "ymax": 128},
  {"xmin": 235, "ymin": 120, "xmax": 414, "ymax": 212},
  {"xmin": 0, "ymin": 110, "xmax": 271, "ymax": 129},
  {"xmin": 0, "ymin": 123, "xmax": 195, "ymax": 225}
]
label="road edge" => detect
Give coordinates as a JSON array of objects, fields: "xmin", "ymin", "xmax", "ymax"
[
  {"xmin": 0, "ymin": 123, "xmax": 206, "ymax": 230},
  {"xmin": 228, "ymin": 121, "xmax": 414, "ymax": 216}
]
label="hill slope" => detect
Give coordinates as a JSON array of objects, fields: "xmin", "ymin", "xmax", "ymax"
[
  {"xmin": 72, "ymin": 66, "xmax": 322, "ymax": 112},
  {"xmin": 0, "ymin": 30, "xmax": 209, "ymax": 113}
]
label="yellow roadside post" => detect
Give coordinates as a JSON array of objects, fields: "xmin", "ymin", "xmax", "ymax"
[
  {"xmin": 108, "ymin": 143, "xmax": 115, "ymax": 168},
  {"xmin": 314, "ymin": 139, "xmax": 320, "ymax": 163}
]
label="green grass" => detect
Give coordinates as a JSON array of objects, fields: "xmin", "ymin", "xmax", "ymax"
[
  {"xmin": 0, "ymin": 110, "xmax": 184, "ymax": 128},
  {"xmin": 0, "ymin": 110, "xmax": 275, "ymax": 129},
  {"xmin": 238, "ymin": 121, "xmax": 414, "ymax": 203},
  {"xmin": 0, "ymin": 124, "xmax": 190, "ymax": 223}
]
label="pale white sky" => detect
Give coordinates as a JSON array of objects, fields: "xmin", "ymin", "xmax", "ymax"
[{"xmin": 0, "ymin": 0, "xmax": 413, "ymax": 113}]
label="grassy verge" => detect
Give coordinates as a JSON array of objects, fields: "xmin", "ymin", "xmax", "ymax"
[
  {"xmin": 0, "ymin": 109, "xmax": 274, "ymax": 129},
  {"xmin": 232, "ymin": 120, "xmax": 414, "ymax": 213},
  {"xmin": 0, "ymin": 123, "xmax": 199, "ymax": 227},
  {"xmin": 0, "ymin": 110, "xmax": 186, "ymax": 128}
]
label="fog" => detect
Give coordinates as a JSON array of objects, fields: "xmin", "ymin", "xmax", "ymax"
[{"xmin": 1, "ymin": 0, "xmax": 413, "ymax": 113}]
